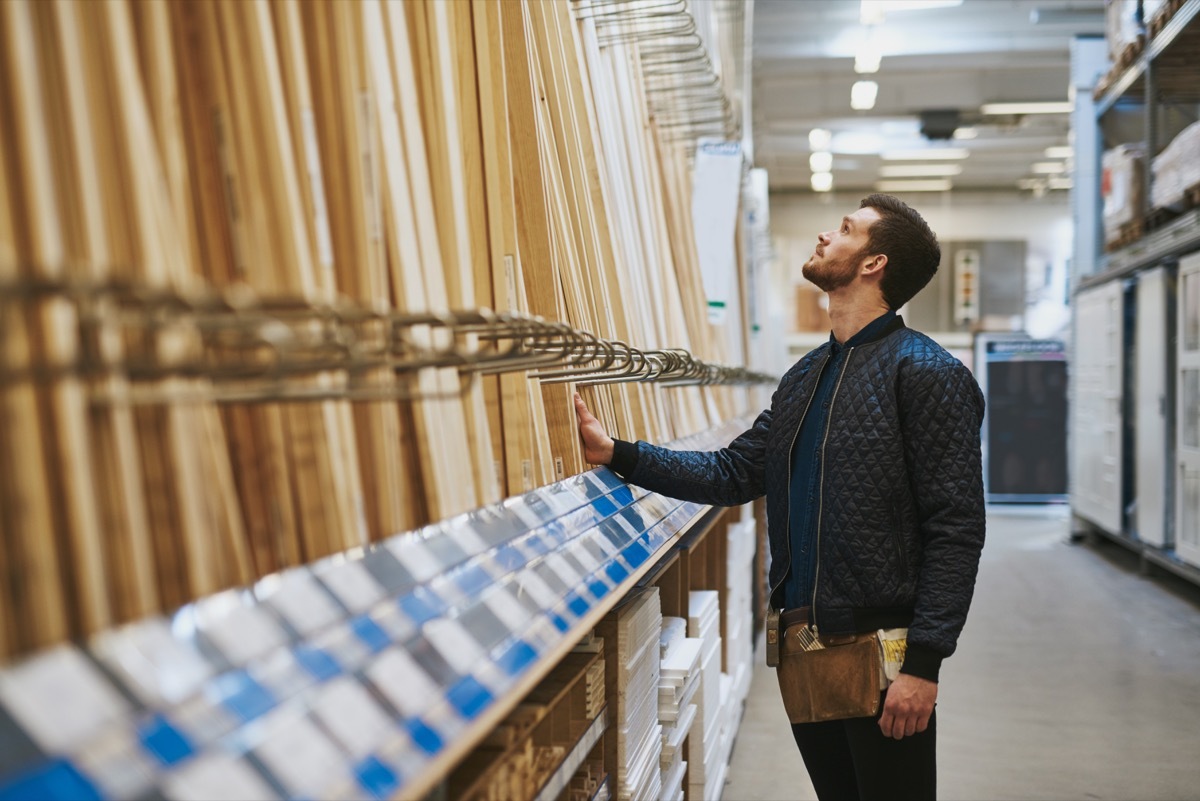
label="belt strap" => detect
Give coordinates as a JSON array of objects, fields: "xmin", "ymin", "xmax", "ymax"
[{"xmin": 780, "ymin": 607, "xmax": 811, "ymax": 629}]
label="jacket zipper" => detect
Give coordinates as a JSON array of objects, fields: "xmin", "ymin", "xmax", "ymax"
[
  {"xmin": 812, "ymin": 347, "xmax": 855, "ymax": 637},
  {"xmin": 768, "ymin": 352, "xmax": 831, "ymax": 613}
]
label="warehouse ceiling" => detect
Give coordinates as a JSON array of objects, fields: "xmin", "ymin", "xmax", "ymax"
[{"xmin": 751, "ymin": 0, "xmax": 1107, "ymax": 195}]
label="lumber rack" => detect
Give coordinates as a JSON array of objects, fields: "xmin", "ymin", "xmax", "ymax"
[
  {"xmin": 571, "ymin": 0, "xmax": 742, "ymax": 146},
  {"xmin": 0, "ymin": 275, "xmax": 775, "ymax": 404},
  {"xmin": 0, "ymin": 416, "xmax": 753, "ymax": 801}
]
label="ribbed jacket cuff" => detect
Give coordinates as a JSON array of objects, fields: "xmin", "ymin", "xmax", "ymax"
[
  {"xmin": 609, "ymin": 439, "xmax": 639, "ymax": 477},
  {"xmin": 899, "ymin": 641, "xmax": 944, "ymax": 683}
]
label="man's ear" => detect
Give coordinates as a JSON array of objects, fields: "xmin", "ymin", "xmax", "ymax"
[{"xmin": 860, "ymin": 253, "xmax": 888, "ymax": 277}]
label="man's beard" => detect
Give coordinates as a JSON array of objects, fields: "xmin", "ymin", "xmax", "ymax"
[{"xmin": 802, "ymin": 248, "xmax": 862, "ymax": 292}]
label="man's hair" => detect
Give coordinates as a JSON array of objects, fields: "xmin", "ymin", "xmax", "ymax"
[{"xmin": 858, "ymin": 193, "xmax": 940, "ymax": 309}]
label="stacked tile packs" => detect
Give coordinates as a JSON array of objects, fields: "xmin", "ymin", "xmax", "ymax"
[
  {"xmin": 686, "ymin": 590, "xmax": 724, "ymax": 801},
  {"xmin": 612, "ymin": 589, "xmax": 663, "ymax": 801},
  {"xmin": 656, "ymin": 616, "xmax": 701, "ymax": 801},
  {"xmin": 724, "ymin": 518, "xmax": 757, "ymax": 718}
]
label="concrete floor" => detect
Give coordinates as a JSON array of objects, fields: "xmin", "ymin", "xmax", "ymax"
[{"xmin": 723, "ymin": 506, "xmax": 1200, "ymax": 801}]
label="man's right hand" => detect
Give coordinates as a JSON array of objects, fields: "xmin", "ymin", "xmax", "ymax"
[{"xmin": 573, "ymin": 392, "xmax": 615, "ymax": 465}]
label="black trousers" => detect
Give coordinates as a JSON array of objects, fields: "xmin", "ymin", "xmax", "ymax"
[{"xmin": 790, "ymin": 694, "xmax": 936, "ymax": 801}]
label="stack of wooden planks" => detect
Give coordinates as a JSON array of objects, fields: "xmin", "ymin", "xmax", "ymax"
[{"xmin": 0, "ymin": 0, "xmax": 750, "ymax": 661}]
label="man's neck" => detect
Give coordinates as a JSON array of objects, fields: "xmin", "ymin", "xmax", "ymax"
[{"xmin": 828, "ymin": 294, "xmax": 891, "ymax": 344}]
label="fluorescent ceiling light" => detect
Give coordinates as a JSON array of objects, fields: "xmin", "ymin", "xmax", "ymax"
[
  {"xmin": 851, "ymin": 80, "xmax": 878, "ymax": 111},
  {"xmin": 810, "ymin": 152, "xmax": 834, "ymax": 172},
  {"xmin": 861, "ymin": 0, "xmax": 962, "ymax": 24},
  {"xmin": 1017, "ymin": 178, "xmax": 1043, "ymax": 190},
  {"xmin": 981, "ymin": 101, "xmax": 1073, "ymax": 115},
  {"xmin": 1032, "ymin": 161, "xmax": 1067, "ymax": 174},
  {"xmin": 952, "ymin": 127, "xmax": 978, "ymax": 140},
  {"xmin": 881, "ymin": 148, "xmax": 969, "ymax": 160},
  {"xmin": 855, "ymin": 41, "xmax": 881, "ymax": 74},
  {"xmin": 831, "ymin": 131, "xmax": 886, "ymax": 155},
  {"xmin": 875, "ymin": 179, "xmax": 953, "ymax": 192},
  {"xmin": 1048, "ymin": 177, "xmax": 1074, "ymax": 190},
  {"xmin": 879, "ymin": 164, "xmax": 963, "ymax": 177},
  {"xmin": 1044, "ymin": 146, "xmax": 1074, "ymax": 159},
  {"xmin": 811, "ymin": 172, "xmax": 834, "ymax": 192},
  {"xmin": 809, "ymin": 128, "xmax": 833, "ymax": 150},
  {"xmin": 855, "ymin": 51, "xmax": 881, "ymax": 74}
]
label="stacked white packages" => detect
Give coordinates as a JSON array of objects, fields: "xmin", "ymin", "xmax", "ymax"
[
  {"xmin": 1151, "ymin": 121, "xmax": 1200, "ymax": 211},
  {"xmin": 658, "ymin": 617, "xmax": 701, "ymax": 801},
  {"xmin": 614, "ymin": 589, "xmax": 664, "ymax": 801},
  {"xmin": 687, "ymin": 591, "xmax": 724, "ymax": 801},
  {"xmin": 725, "ymin": 519, "xmax": 756, "ymax": 710}
]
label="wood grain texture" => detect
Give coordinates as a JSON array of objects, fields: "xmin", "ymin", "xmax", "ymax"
[{"xmin": 2, "ymin": 0, "xmax": 111, "ymax": 639}]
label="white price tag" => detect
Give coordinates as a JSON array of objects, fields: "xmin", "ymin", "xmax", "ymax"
[
  {"xmin": 446, "ymin": 520, "xmax": 490, "ymax": 556},
  {"xmin": 568, "ymin": 542, "xmax": 600, "ymax": 573},
  {"xmin": 253, "ymin": 712, "xmax": 348, "ymax": 797},
  {"xmin": 388, "ymin": 537, "xmax": 442, "ymax": 582},
  {"xmin": 316, "ymin": 560, "xmax": 384, "ymax": 613},
  {"xmin": 544, "ymin": 553, "xmax": 582, "ymax": 587},
  {"xmin": 482, "ymin": 589, "xmax": 531, "ymax": 632},
  {"xmin": 260, "ymin": 571, "xmax": 343, "ymax": 636},
  {"xmin": 90, "ymin": 619, "xmax": 213, "ymax": 707},
  {"xmin": 423, "ymin": 619, "xmax": 485, "ymax": 676},
  {"xmin": 162, "ymin": 753, "xmax": 278, "ymax": 801},
  {"xmin": 0, "ymin": 645, "xmax": 129, "ymax": 752},
  {"xmin": 587, "ymin": 531, "xmax": 617, "ymax": 558},
  {"xmin": 512, "ymin": 569, "xmax": 558, "ymax": 609},
  {"xmin": 506, "ymin": 500, "xmax": 543, "ymax": 529},
  {"xmin": 199, "ymin": 603, "xmax": 288, "ymax": 667},
  {"xmin": 364, "ymin": 648, "xmax": 440, "ymax": 718},
  {"xmin": 310, "ymin": 676, "xmax": 395, "ymax": 759}
]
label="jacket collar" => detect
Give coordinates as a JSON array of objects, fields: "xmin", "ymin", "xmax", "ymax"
[{"xmin": 828, "ymin": 311, "xmax": 906, "ymax": 353}]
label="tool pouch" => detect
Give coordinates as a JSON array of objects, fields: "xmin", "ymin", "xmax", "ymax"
[{"xmin": 775, "ymin": 622, "xmax": 881, "ymax": 724}]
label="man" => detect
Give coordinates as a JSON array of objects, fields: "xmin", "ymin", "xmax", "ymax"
[{"xmin": 573, "ymin": 194, "xmax": 985, "ymax": 800}]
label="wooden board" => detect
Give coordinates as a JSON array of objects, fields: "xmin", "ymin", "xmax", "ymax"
[{"xmin": 2, "ymin": 0, "xmax": 111, "ymax": 640}]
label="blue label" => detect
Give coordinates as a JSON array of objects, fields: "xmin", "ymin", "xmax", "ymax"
[
  {"xmin": 588, "ymin": 579, "xmax": 609, "ymax": 601},
  {"xmin": 403, "ymin": 719, "xmax": 443, "ymax": 756},
  {"xmin": 495, "ymin": 640, "xmax": 538, "ymax": 678},
  {"xmin": 623, "ymin": 541, "xmax": 649, "ymax": 567},
  {"xmin": 550, "ymin": 613, "xmax": 569, "ymax": 633},
  {"xmin": 452, "ymin": 565, "xmax": 491, "ymax": 598},
  {"xmin": 137, "ymin": 713, "xmax": 194, "ymax": 767},
  {"xmin": 212, "ymin": 671, "xmax": 276, "ymax": 723},
  {"xmin": 293, "ymin": 645, "xmax": 342, "ymax": 683},
  {"xmin": 350, "ymin": 615, "xmax": 391, "ymax": 653},
  {"xmin": 354, "ymin": 755, "xmax": 399, "ymax": 800},
  {"xmin": 493, "ymin": 544, "xmax": 527, "ymax": 572},
  {"xmin": 0, "ymin": 760, "xmax": 102, "ymax": 801},
  {"xmin": 398, "ymin": 590, "xmax": 443, "ymax": 626},
  {"xmin": 446, "ymin": 677, "xmax": 493, "ymax": 721},
  {"xmin": 610, "ymin": 485, "xmax": 635, "ymax": 507},
  {"xmin": 590, "ymin": 496, "xmax": 618, "ymax": 517},
  {"xmin": 565, "ymin": 593, "xmax": 589, "ymax": 618},
  {"xmin": 605, "ymin": 561, "xmax": 629, "ymax": 584}
]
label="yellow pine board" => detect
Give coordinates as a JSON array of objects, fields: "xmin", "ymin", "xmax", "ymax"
[{"xmin": 48, "ymin": 0, "xmax": 159, "ymax": 622}]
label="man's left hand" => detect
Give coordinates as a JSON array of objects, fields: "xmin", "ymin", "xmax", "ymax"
[{"xmin": 878, "ymin": 673, "xmax": 937, "ymax": 740}]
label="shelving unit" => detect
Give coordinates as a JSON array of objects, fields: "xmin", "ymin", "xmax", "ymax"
[
  {"xmin": 1070, "ymin": 0, "xmax": 1200, "ymax": 585},
  {"xmin": 0, "ymin": 419, "xmax": 759, "ymax": 801}
]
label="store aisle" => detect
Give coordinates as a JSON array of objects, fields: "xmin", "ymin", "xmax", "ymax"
[{"xmin": 724, "ymin": 506, "xmax": 1200, "ymax": 801}]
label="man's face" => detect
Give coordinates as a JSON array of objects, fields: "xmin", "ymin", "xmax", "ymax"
[{"xmin": 802, "ymin": 206, "xmax": 881, "ymax": 292}]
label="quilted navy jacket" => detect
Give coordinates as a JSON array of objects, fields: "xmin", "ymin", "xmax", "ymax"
[{"xmin": 610, "ymin": 316, "xmax": 986, "ymax": 680}]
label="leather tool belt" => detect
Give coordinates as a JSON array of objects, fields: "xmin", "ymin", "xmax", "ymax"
[{"xmin": 768, "ymin": 607, "xmax": 882, "ymax": 724}]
